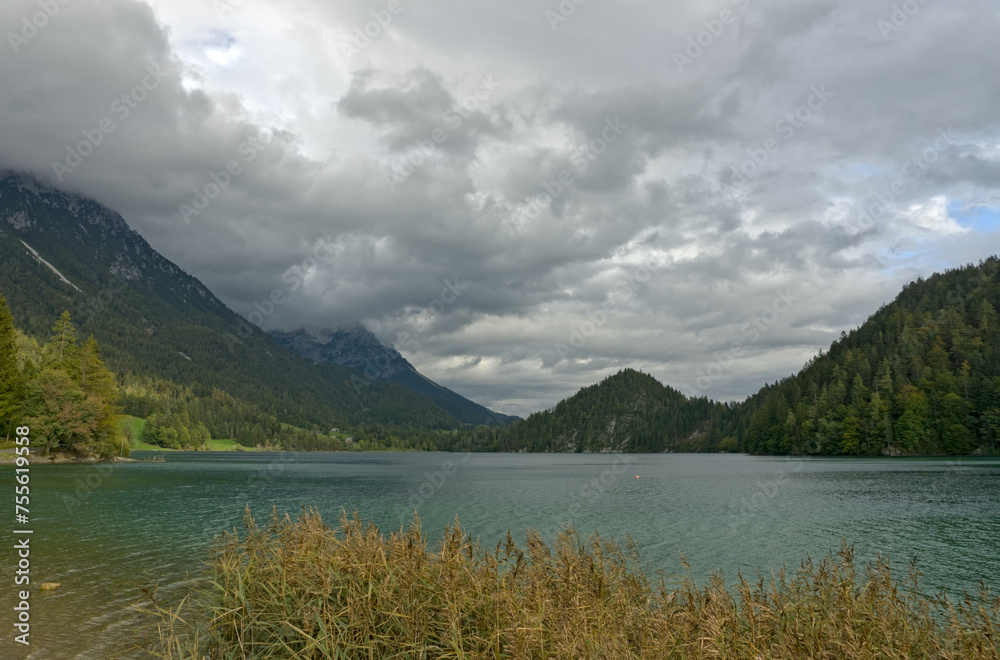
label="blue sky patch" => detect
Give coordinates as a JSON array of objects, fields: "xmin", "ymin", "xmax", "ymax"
[
  {"xmin": 205, "ymin": 29, "xmax": 236, "ymax": 49},
  {"xmin": 948, "ymin": 201, "xmax": 1000, "ymax": 232}
]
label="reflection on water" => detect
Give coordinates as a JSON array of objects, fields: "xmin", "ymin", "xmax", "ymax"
[{"xmin": 1, "ymin": 453, "xmax": 997, "ymax": 658}]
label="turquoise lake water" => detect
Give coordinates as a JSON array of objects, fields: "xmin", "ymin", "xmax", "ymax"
[{"xmin": 1, "ymin": 452, "xmax": 998, "ymax": 658}]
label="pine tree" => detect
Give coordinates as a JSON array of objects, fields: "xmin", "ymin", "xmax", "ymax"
[
  {"xmin": 896, "ymin": 408, "xmax": 925, "ymax": 453},
  {"xmin": 979, "ymin": 300, "xmax": 997, "ymax": 333},
  {"xmin": 867, "ymin": 392, "xmax": 890, "ymax": 449},
  {"xmin": 80, "ymin": 336, "xmax": 126, "ymax": 456},
  {"xmin": 24, "ymin": 366, "xmax": 101, "ymax": 453},
  {"xmin": 841, "ymin": 414, "xmax": 862, "ymax": 454},
  {"xmin": 939, "ymin": 392, "xmax": 971, "ymax": 455},
  {"xmin": 0, "ymin": 294, "xmax": 25, "ymax": 441},
  {"xmin": 875, "ymin": 358, "xmax": 892, "ymax": 397},
  {"xmin": 44, "ymin": 311, "xmax": 81, "ymax": 379},
  {"xmin": 21, "ymin": 313, "xmax": 124, "ymax": 456}
]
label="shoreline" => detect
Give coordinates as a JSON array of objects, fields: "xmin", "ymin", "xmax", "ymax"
[
  {"xmin": 2, "ymin": 448, "xmax": 995, "ymax": 464},
  {"xmin": 150, "ymin": 509, "xmax": 1000, "ymax": 658},
  {"xmin": 0, "ymin": 451, "xmax": 139, "ymax": 464}
]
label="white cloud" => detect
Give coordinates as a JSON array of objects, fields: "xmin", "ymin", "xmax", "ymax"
[
  {"xmin": 902, "ymin": 196, "xmax": 968, "ymax": 236},
  {"xmin": 1, "ymin": 0, "xmax": 999, "ymax": 416}
]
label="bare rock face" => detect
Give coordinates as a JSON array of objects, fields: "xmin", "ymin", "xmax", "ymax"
[{"xmin": 270, "ymin": 326, "xmax": 517, "ymax": 426}]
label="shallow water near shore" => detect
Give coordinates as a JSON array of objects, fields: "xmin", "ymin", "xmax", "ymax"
[{"xmin": 1, "ymin": 452, "xmax": 998, "ymax": 658}]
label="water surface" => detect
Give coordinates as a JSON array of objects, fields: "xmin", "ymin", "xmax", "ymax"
[{"xmin": 1, "ymin": 452, "xmax": 998, "ymax": 658}]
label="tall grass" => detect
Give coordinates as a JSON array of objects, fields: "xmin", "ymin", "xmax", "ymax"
[{"xmin": 147, "ymin": 507, "xmax": 999, "ymax": 659}]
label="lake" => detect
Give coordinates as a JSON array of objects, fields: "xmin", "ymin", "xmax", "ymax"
[{"xmin": 2, "ymin": 452, "xmax": 998, "ymax": 658}]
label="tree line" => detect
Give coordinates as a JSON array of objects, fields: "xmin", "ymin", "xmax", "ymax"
[
  {"xmin": 6, "ymin": 257, "xmax": 997, "ymax": 457},
  {"xmin": 1, "ymin": 296, "xmax": 125, "ymax": 456},
  {"xmin": 727, "ymin": 258, "xmax": 1000, "ymax": 455},
  {"xmin": 0, "ymin": 293, "xmax": 471, "ymax": 453},
  {"xmin": 473, "ymin": 258, "xmax": 1000, "ymax": 456}
]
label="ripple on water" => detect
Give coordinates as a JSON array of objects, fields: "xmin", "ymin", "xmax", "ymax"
[{"xmin": 3, "ymin": 453, "xmax": 996, "ymax": 658}]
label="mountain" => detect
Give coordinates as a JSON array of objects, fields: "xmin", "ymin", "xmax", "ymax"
[
  {"xmin": 4, "ymin": 171, "xmax": 996, "ymax": 456},
  {"xmin": 0, "ymin": 172, "xmax": 464, "ymax": 432},
  {"xmin": 732, "ymin": 258, "xmax": 1000, "ymax": 456},
  {"xmin": 270, "ymin": 327, "xmax": 517, "ymax": 426},
  {"xmin": 485, "ymin": 369, "xmax": 726, "ymax": 452},
  {"xmin": 488, "ymin": 258, "xmax": 1000, "ymax": 456}
]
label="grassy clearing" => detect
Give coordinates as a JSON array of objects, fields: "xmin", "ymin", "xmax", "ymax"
[
  {"xmin": 204, "ymin": 438, "xmax": 241, "ymax": 451},
  {"xmin": 130, "ymin": 438, "xmax": 266, "ymax": 452},
  {"xmin": 132, "ymin": 441, "xmax": 176, "ymax": 452},
  {"xmin": 119, "ymin": 416, "xmax": 168, "ymax": 451},
  {"xmin": 147, "ymin": 509, "xmax": 999, "ymax": 659},
  {"xmin": 120, "ymin": 414, "xmax": 145, "ymax": 439}
]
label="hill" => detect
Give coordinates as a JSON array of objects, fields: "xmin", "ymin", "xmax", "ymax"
[
  {"xmin": 3, "ymin": 170, "xmax": 996, "ymax": 456},
  {"xmin": 733, "ymin": 258, "xmax": 1000, "ymax": 455},
  {"xmin": 488, "ymin": 258, "xmax": 1000, "ymax": 455},
  {"xmin": 486, "ymin": 369, "xmax": 727, "ymax": 452}
]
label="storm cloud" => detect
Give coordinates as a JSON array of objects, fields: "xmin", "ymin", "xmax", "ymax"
[{"xmin": 2, "ymin": 0, "xmax": 998, "ymax": 416}]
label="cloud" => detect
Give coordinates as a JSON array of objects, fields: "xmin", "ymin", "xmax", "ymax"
[
  {"xmin": 337, "ymin": 67, "xmax": 508, "ymax": 157},
  {"xmin": 1, "ymin": 0, "xmax": 998, "ymax": 416}
]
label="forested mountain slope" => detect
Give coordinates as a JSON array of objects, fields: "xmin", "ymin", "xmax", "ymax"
[
  {"xmin": 732, "ymin": 258, "xmax": 1000, "ymax": 455},
  {"xmin": 487, "ymin": 258, "xmax": 1000, "ymax": 456},
  {"xmin": 271, "ymin": 327, "xmax": 517, "ymax": 426},
  {"xmin": 3, "ymin": 170, "xmax": 996, "ymax": 455},
  {"xmin": 0, "ymin": 172, "xmax": 460, "ymax": 432},
  {"xmin": 487, "ymin": 369, "xmax": 728, "ymax": 453}
]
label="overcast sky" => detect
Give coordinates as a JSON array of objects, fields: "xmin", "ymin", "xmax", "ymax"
[{"xmin": 2, "ymin": 0, "xmax": 999, "ymax": 417}]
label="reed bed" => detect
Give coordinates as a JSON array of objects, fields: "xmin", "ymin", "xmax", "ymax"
[{"xmin": 147, "ymin": 507, "xmax": 999, "ymax": 659}]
